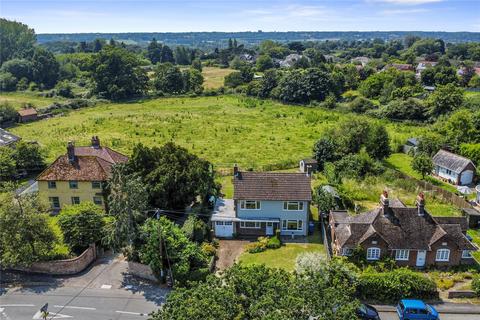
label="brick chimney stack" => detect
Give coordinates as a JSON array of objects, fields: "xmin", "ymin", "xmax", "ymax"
[
  {"xmin": 416, "ymin": 192, "xmax": 426, "ymax": 216},
  {"xmin": 67, "ymin": 141, "xmax": 76, "ymax": 163},
  {"xmin": 91, "ymin": 136, "xmax": 100, "ymax": 149},
  {"xmin": 381, "ymin": 190, "xmax": 389, "ymax": 215}
]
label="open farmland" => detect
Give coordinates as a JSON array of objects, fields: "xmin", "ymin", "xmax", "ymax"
[
  {"xmin": 202, "ymin": 67, "xmax": 234, "ymax": 89},
  {"xmin": 8, "ymin": 95, "xmax": 424, "ymax": 170}
]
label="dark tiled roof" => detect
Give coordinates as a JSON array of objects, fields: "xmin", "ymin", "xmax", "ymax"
[
  {"xmin": 301, "ymin": 158, "xmax": 318, "ymax": 164},
  {"xmin": 37, "ymin": 146, "xmax": 128, "ymax": 181},
  {"xmin": 332, "ymin": 200, "xmax": 475, "ymax": 251},
  {"xmin": 233, "ymin": 171, "xmax": 312, "ymax": 201},
  {"xmin": 0, "ymin": 128, "xmax": 20, "ymax": 147},
  {"xmin": 17, "ymin": 108, "xmax": 37, "ymax": 117},
  {"xmin": 432, "ymin": 150, "xmax": 475, "ymax": 173}
]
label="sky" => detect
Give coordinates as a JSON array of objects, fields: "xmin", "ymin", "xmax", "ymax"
[{"xmin": 1, "ymin": 0, "xmax": 479, "ymax": 33}]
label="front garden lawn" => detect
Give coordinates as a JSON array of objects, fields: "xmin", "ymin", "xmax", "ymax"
[
  {"xmin": 238, "ymin": 227, "xmax": 326, "ymax": 271},
  {"xmin": 238, "ymin": 242, "xmax": 326, "ymax": 271}
]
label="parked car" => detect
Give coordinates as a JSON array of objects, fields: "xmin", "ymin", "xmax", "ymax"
[
  {"xmin": 357, "ymin": 303, "xmax": 380, "ymax": 319},
  {"xmin": 396, "ymin": 299, "xmax": 439, "ymax": 320}
]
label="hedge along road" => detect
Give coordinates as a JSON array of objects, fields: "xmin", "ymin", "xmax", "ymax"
[{"xmin": 0, "ymin": 253, "xmax": 169, "ymax": 320}]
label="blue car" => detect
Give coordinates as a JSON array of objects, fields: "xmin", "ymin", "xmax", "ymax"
[{"xmin": 396, "ymin": 300, "xmax": 439, "ymax": 320}]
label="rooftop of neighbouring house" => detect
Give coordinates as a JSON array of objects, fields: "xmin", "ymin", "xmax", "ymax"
[
  {"xmin": 17, "ymin": 107, "xmax": 37, "ymax": 117},
  {"xmin": 0, "ymin": 128, "xmax": 21, "ymax": 147},
  {"xmin": 432, "ymin": 149, "xmax": 476, "ymax": 173},
  {"xmin": 37, "ymin": 136, "xmax": 128, "ymax": 181},
  {"xmin": 330, "ymin": 192, "xmax": 475, "ymax": 251},
  {"xmin": 233, "ymin": 168, "xmax": 312, "ymax": 201}
]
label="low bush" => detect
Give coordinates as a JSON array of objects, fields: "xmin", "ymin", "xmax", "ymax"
[
  {"xmin": 201, "ymin": 242, "xmax": 217, "ymax": 257},
  {"xmin": 266, "ymin": 236, "xmax": 281, "ymax": 249},
  {"xmin": 245, "ymin": 237, "xmax": 269, "ymax": 253},
  {"xmin": 358, "ymin": 268, "xmax": 438, "ymax": 303},
  {"xmin": 472, "ymin": 275, "xmax": 480, "ymax": 296}
]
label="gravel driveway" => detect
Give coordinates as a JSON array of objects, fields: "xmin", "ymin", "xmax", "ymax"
[{"xmin": 216, "ymin": 240, "xmax": 249, "ymax": 271}]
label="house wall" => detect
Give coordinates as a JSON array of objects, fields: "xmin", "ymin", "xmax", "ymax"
[
  {"xmin": 38, "ymin": 180, "xmax": 105, "ymax": 210},
  {"xmin": 19, "ymin": 114, "xmax": 38, "ymax": 123},
  {"xmin": 236, "ymin": 222, "xmax": 267, "ymax": 237},
  {"xmin": 236, "ymin": 200, "xmax": 309, "ymax": 236},
  {"xmin": 435, "ymin": 165, "xmax": 459, "ymax": 184}
]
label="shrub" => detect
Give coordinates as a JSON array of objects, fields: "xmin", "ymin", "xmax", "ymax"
[
  {"xmin": 201, "ymin": 242, "xmax": 216, "ymax": 257},
  {"xmin": 358, "ymin": 268, "xmax": 438, "ymax": 303},
  {"xmin": 0, "ymin": 72, "xmax": 18, "ymax": 91},
  {"xmin": 245, "ymin": 237, "xmax": 269, "ymax": 253},
  {"xmin": 57, "ymin": 202, "xmax": 106, "ymax": 254},
  {"xmin": 472, "ymin": 275, "xmax": 480, "ymax": 296},
  {"xmin": 266, "ymin": 236, "xmax": 281, "ymax": 249},
  {"xmin": 295, "ymin": 252, "xmax": 327, "ymax": 274},
  {"xmin": 182, "ymin": 215, "xmax": 210, "ymax": 243},
  {"xmin": 348, "ymin": 96, "xmax": 376, "ymax": 113}
]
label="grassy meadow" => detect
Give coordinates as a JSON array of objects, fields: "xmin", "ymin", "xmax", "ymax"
[
  {"xmin": 7, "ymin": 94, "xmax": 424, "ymax": 170},
  {"xmin": 202, "ymin": 67, "xmax": 234, "ymax": 89},
  {"xmin": 0, "ymin": 92, "xmax": 66, "ymax": 110}
]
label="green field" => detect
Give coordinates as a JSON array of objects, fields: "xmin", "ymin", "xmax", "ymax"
[
  {"xmin": 7, "ymin": 95, "xmax": 423, "ymax": 170},
  {"xmin": 202, "ymin": 67, "xmax": 234, "ymax": 89},
  {"xmin": 0, "ymin": 92, "xmax": 66, "ymax": 110}
]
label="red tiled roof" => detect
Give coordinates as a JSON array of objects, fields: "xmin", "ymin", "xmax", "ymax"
[
  {"xmin": 37, "ymin": 146, "xmax": 128, "ymax": 181},
  {"xmin": 17, "ymin": 108, "xmax": 37, "ymax": 117},
  {"xmin": 233, "ymin": 171, "xmax": 312, "ymax": 201}
]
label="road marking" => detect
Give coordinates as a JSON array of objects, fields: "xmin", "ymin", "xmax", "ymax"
[
  {"xmin": 0, "ymin": 304, "xmax": 35, "ymax": 307},
  {"xmin": 53, "ymin": 305, "xmax": 96, "ymax": 310},
  {"xmin": 100, "ymin": 284, "xmax": 112, "ymax": 289},
  {"xmin": 33, "ymin": 311, "xmax": 73, "ymax": 319},
  {"xmin": 115, "ymin": 310, "xmax": 146, "ymax": 316}
]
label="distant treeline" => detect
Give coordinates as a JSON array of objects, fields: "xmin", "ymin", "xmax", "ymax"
[{"xmin": 37, "ymin": 31, "xmax": 480, "ymax": 48}]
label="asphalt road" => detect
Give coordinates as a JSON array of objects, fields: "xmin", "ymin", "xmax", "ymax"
[
  {"xmin": 379, "ymin": 311, "xmax": 480, "ymax": 320},
  {"xmin": 0, "ymin": 254, "xmax": 169, "ymax": 320}
]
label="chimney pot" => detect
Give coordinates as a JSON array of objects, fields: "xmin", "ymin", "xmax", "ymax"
[
  {"xmin": 67, "ymin": 141, "xmax": 76, "ymax": 163},
  {"xmin": 416, "ymin": 192, "xmax": 425, "ymax": 216},
  {"xmin": 381, "ymin": 190, "xmax": 389, "ymax": 215},
  {"xmin": 233, "ymin": 164, "xmax": 239, "ymax": 177},
  {"xmin": 91, "ymin": 136, "xmax": 100, "ymax": 149}
]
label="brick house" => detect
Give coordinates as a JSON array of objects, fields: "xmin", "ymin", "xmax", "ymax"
[
  {"xmin": 17, "ymin": 107, "xmax": 38, "ymax": 123},
  {"xmin": 329, "ymin": 192, "xmax": 477, "ymax": 267},
  {"xmin": 211, "ymin": 166, "xmax": 312, "ymax": 238},
  {"xmin": 37, "ymin": 136, "xmax": 128, "ymax": 211}
]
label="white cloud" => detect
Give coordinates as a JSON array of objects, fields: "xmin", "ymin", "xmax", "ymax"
[
  {"xmin": 374, "ymin": 0, "xmax": 442, "ymax": 4},
  {"xmin": 242, "ymin": 4, "xmax": 330, "ymax": 22},
  {"xmin": 381, "ymin": 8, "xmax": 429, "ymax": 14}
]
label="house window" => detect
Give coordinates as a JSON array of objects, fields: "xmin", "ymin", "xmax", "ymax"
[
  {"xmin": 462, "ymin": 250, "xmax": 473, "ymax": 259},
  {"xmin": 93, "ymin": 196, "xmax": 103, "ymax": 205},
  {"xmin": 446, "ymin": 169, "xmax": 452, "ymax": 175},
  {"xmin": 436, "ymin": 249, "xmax": 450, "ymax": 262},
  {"xmin": 216, "ymin": 221, "xmax": 224, "ymax": 226},
  {"xmin": 47, "ymin": 181, "xmax": 57, "ymax": 189},
  {"xmin": 69, "ymin": 180, "xmax": 78, "ymax": 189},
  {"xmin": 283, "ymin": 201, "xmax": 304, "ymax": 211},
  {"xmin": 281, "ymin": 220, "xmax": 303, "ymax": 231},
  {"xmin": 341, "ymin": 248, "xmax": 353, "ymax": 256},
  {"xmin": 366, "ymin": 247, "xmax": 381, "ymax": 260},
  {"xmin": 49, "ymin": 197, "xmax": 60, "ymax": 209},
  {"xmin": 71, "ymin": 197, "xmax": 80, "ymax": 205},
  {"xmin": 395, "ymin": 249, "xmax": 410, "ymax": 261},
  {"xmin": 92, "ymin": 181, "xmax": 102, "ymax": 189},
  {"xmin": 240, "ymin": 200, "xmax": 261, "ymax": 210},
  {"xmin": 240, "ymin": 221, "xmax": 261, "ymax": 229}
]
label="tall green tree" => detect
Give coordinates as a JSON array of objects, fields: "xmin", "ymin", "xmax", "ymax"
[
  {"xmin": 147, "ymin": 38, "xmax": 163, "ymax": 64},
  {"xmin": 106, "ymin": 164, "xmax": 148, "ymax": 249},
  {"xmin": 127, "ymin": 143, "xmax": 217, "ymax": 210},
  {"xmin": 31, "ymin": 47, "xmax": 60, "ymax": 89},
  {"xmin": 0, "ymin": 193, "xmax": 57, "ymax": 267},
  {"xmin": 14, "ymin": 141, "xmax": 45, "ymax": 172},
  {"xmin": 427, "ymin": 83, "xmax": 464, "ymax": 118},
  {"xmin": 411, "ymin": 153, "xmax": 434, "ymax": 179},
  {"xmin": 91, "ymin": 46, "xmax": 148, "ymax": 100},
  {"xmin": 153, "ymin": 63, "xmax": 184, "ymax": 94},
  {"xmin": 0, "ymin": 18, "xmax": 36, "ymax": 65},
  {"xmin": 365, "ymin": 123, "xmax": 391, "ymax": 160},
  {"xmin": 313, "ymin": 136, "xmax": 339, "ymax": 171},
  {"xmin": 0, "ymin": 147, "xmax": 16, "ymax": 180}
]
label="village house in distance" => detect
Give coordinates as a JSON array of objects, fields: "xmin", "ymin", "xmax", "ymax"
[
  {"xmin": 212, "ymin": 165, "xmax": 312, "ymax": 238},
  {"xmin": 329, "ymin": 191, "xmax": 477, "ymax": 267},
  {"xmin": 36, "ymin": 136, "xmax": 128, "ymax": 211},
  {"xmin": 432, "ymin": 149, "xmax": 476, "ymax": 186}
]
